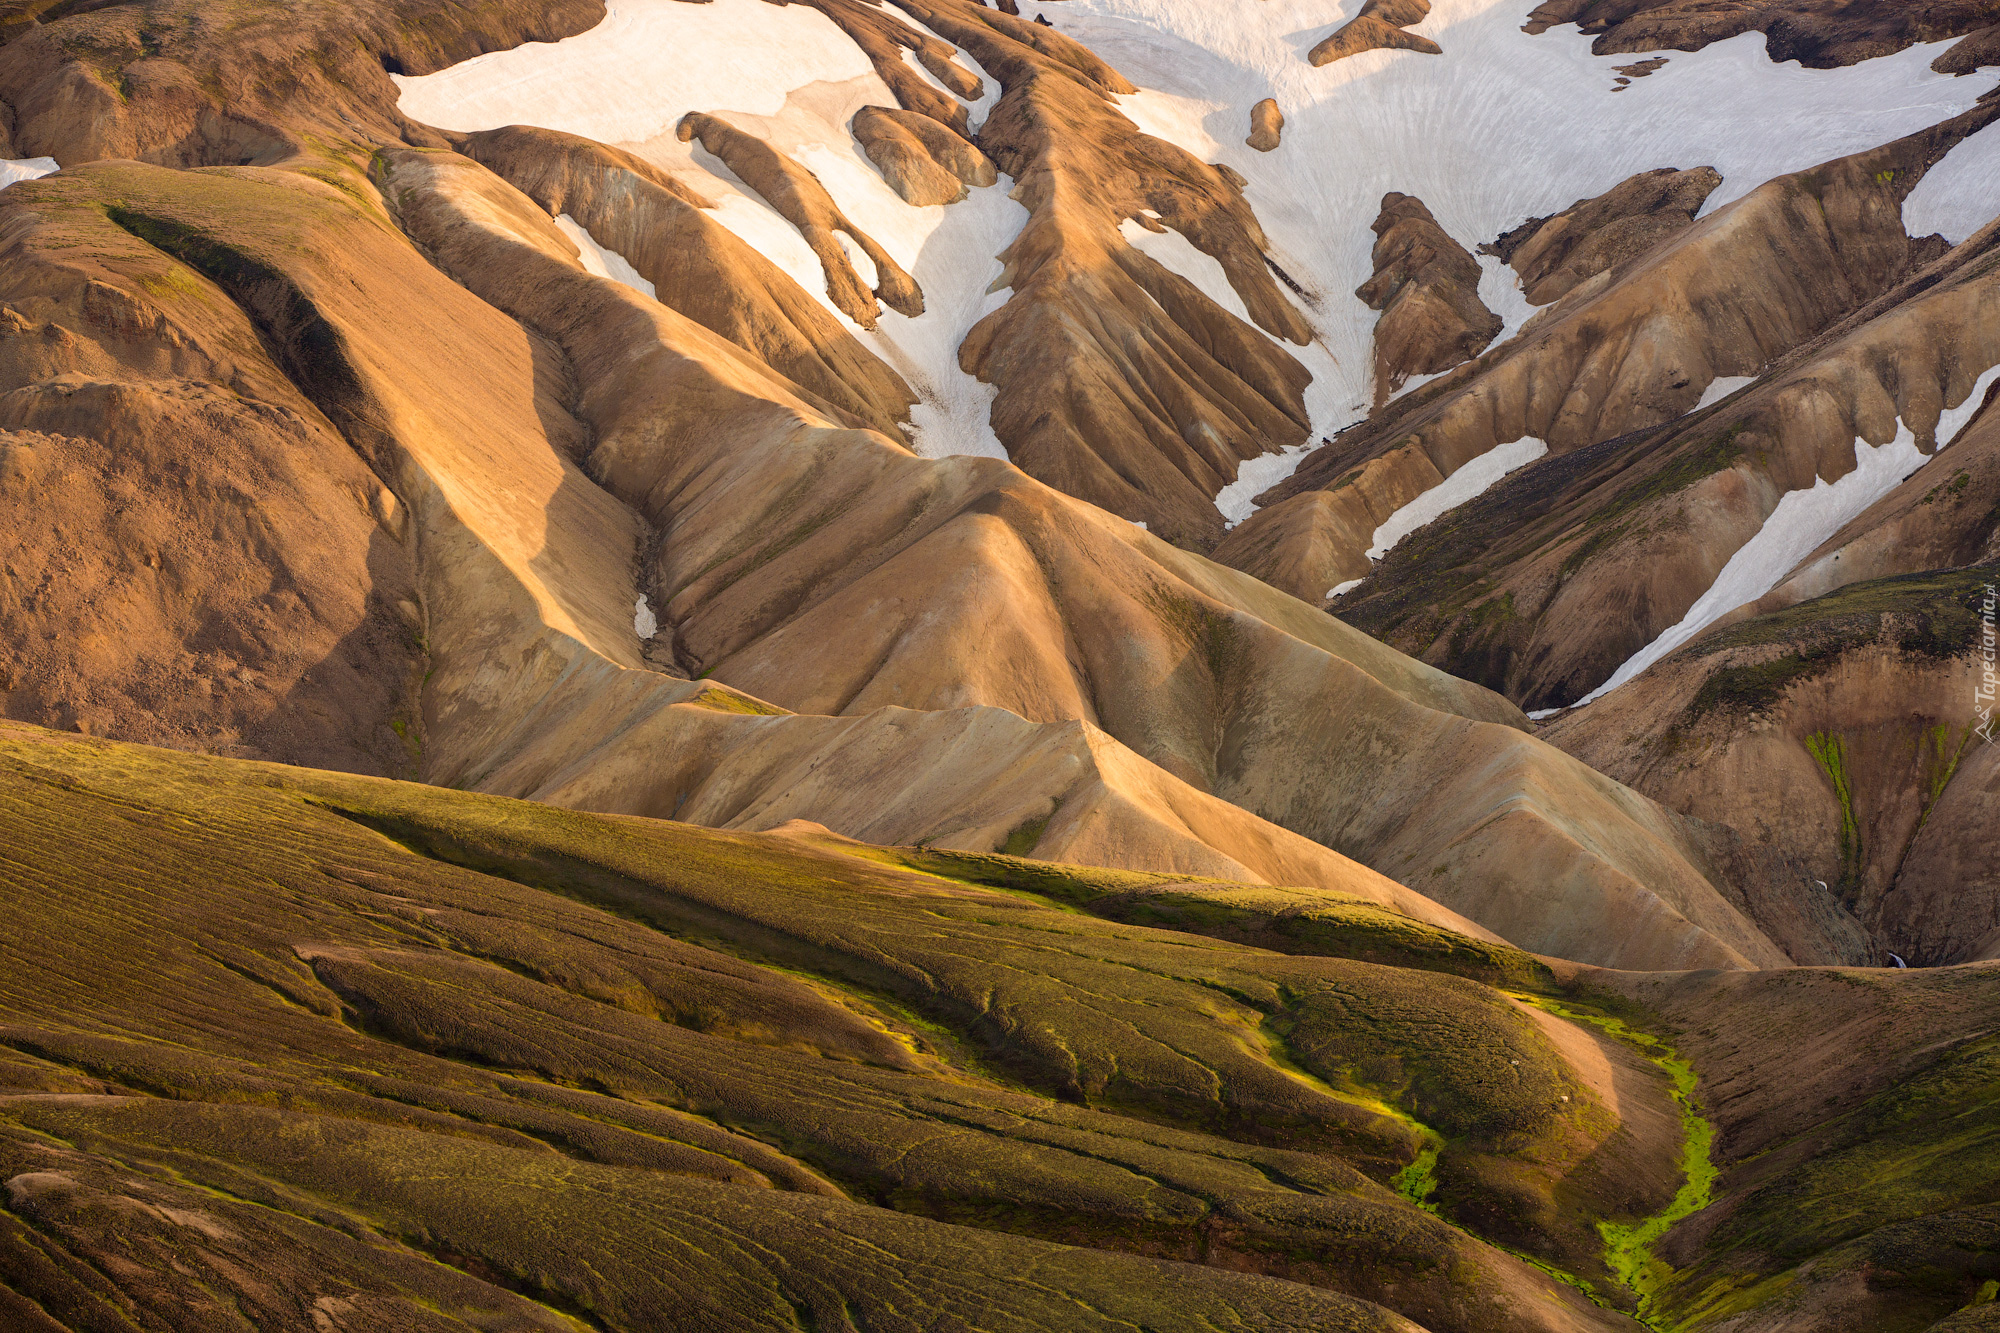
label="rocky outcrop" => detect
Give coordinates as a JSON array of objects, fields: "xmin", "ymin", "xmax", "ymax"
[
  {"xmin": 1524, "ymin": 0, "xmax": 2000, "ymax": 69},
  {"xmin": 676, "ymin": 111, "xmax": 924, "ymax": 329},
  {"xmin": 1540, "ymin": 394, "xmax": 2000, "ymax": 966},
  {"xmin": 1309, "ymin": 0, "xmax": 1443, "ymax": 66},
  {"xmin": 852, "ymin": 104, "xmax": 996, "ymax": 206},
  {"xmin": 1484, "ymin": 165, "xmax": 1723, "ymax": 306},
  {"xmin": 1219, "ymin": 108, "xmax": 2000, "ymax": 623},
  {"xmin": 1357, "ymin": 192, "xmax": 1503, "ymax": 407},
  {"xmin": 1736, "ymin": 370, "xmax": 2000, "ymax": 619},
  {"xmin": 1935, "ymin": 22, "xmax": 2000, "ymax": 73},
  {"xmin": 1332, "ymin": 183, "xmax": 2000, "ymax": 712},
  {"xmin": 1247, "ymin": 98, "xmax": 1284, "ymax": 151},
  {"xmin": 887, "ymin": 0, "xmax": 1319, "ymax": 549},
  {"xmin": 460, "ymin": 125, "xmax": 917, "ymax": 439}
]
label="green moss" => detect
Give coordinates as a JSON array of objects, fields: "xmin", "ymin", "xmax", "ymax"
[
  {"xmin": 1680, "ymin": 565, "xmax": 1999, "ymax": 721},
  {"xmin": 1686, "ymin": 648, "xmax": 1830, "ymax": 718},
  {"xmin": 1919, "ymin": 469, "xmax": 1973, "ymax": 506},
  {"xmin": 878, "ymin": 846, "xmax": 1563, "ymax": 994},
  {"xmin": 1917, "ymin": 724, "xmax": 1973, "ymax": 832},
  {"xmin": 1587, "ymin": 427, "xmax": 1746, "ymax": 532},
  {"xmin": 1806, "ymin": 731, "xmax": 1862, "ymax": 896},
  {"xmin": 1000, "ymin": 811, "xmax": 1051, "ymax": 857},
  {"xmin": 1395, "ymin": 1141, "xmax": 1442, "ymax": 1211},
  {"xmin": 685, "ymin": 686, "xmax": 787, "ymax": 717},
  {"xmin": 1515, "ymin": 996, "xmax": 1718, "ymax": 1329}
]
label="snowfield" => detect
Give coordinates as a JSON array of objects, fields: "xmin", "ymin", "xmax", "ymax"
[
  {"xmin": 1016, "ymin": 0, "xmax": 1999, "ymax": 514},
  {"xmin": 392, "ymin": 0, "xmax": 1998, "ymax": 500},
  {"xmin": 1366, "ymin": 435, "xmax": 1547, "ymax": 560}
]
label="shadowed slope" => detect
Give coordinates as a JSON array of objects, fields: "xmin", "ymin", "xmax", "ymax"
[
  {"xmin": 1223, "ymin": 110, "xmax": 1999, "ymax": 621},
  {"xmin": 457, "ymin": 124, "xmax": 919, "ymax": 439}
]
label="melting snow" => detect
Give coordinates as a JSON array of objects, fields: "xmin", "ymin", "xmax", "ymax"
[
  {"xmin": 1577, "ymin": 361, "xmax": 2000, "ymax": 704},
  {"xmin": 1694, "ymin": 375, "xmax": 1757, "ymax": 411},
  {"xmin": 1327, "ymin": 578, "xmax": 1363, "ymax": 599},
  {"xmin": 391, "ymin": 0, "xmax": 874, "ymax": 141},
  {"xmin": 1476, "ymin": 253, "xmax": 1535, "ymax": 343},
  {"xmin": 634, "ymin": 595, "xmax": 658, "ymax": 639},
  {"xmin": 1526, "ymin": 707, "xmax": 1561, "ymax": 720},
  {"xmin": 1217, "ymin": 443, "xmax": 1314, "ymax": 526},
  {"xmin": 1905, "ymin": 113, "xmax": 2000, "ymax": 243},
  {"xmin": 1018, "ymin": 0, "xmax": 1999, "ymax": 524},
  {"xmin": 1119, "ymin": 216, "xmax": 1254, "ymax": 323},
  {"xmin": 0, "ymin": 158, "xmax": 58, "ymax": 190},
  {"xmin": 1367, "ymin": 435, "xmax": 1548, "ymax": 559},
  {"xmin": 394, "ymin": 0, "xmax": 1022, "ymax": 461},
  {"xmin": 554, "ymin": 214, "xmax": 659, "ymax": 299}
]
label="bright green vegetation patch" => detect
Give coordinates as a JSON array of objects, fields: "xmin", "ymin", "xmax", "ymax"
[
  {"xmin": 685, "ymin": 684, "xmax": 788, "ymax": 716},
  {"xmin": 1394, "ymin": 1141, "xmax": 1442, "ymax": 1211},
  {"xmin": 1919, "ymin": 723, "xmax": 1975, "ymax": 831},
  {"xmin": 1806, "ymin": 730, "xmax": 1863, "ymax": 894},
  {"xmin": 1516, "ymin": 996, "xmax": 1717, "ymax": 1329},
  {"xmin": 1586, "ymin": 427, "xmax": 1745, "ymax": 533}
]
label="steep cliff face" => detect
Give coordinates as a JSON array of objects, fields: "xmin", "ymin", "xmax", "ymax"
[
  {"xmin": 0, "ymin": 0, "xmax": 608, "ymax": 166},
  {"xmin": 1547, "ymin": 566, "xmax": 1996, "ymax": 963},
  {"xmin": 1484, "ymin": 165, "xmax": 1723, "ymax": 307}
]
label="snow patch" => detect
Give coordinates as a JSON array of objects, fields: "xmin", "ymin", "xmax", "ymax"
[
  {"xmin": 1694, "ymin": 375, "xmax": 1757, "ymax": 410},
  {"xmin": 1903, "ymin": 112, "xmax": 2000, "ymax": 244},
  {"xmin": 1367, "ymin": 436, "xmax": 1548, "ymax": 560},
  {"xmin": 1118, "ymin": 216, "xmax": 1253, "ymax": 324},
  {"xmin": 397, "ymin": 2, "xmax": 1023, "ymax": 461},
  {"xmin": 1576, "ymin": 362, "xmax": 2000, "ymax": 704},
  {"xmin": 1216, "ymin": 443, "xmax": 1311, "ymax": 527},
  {"xmin": 1327, "ymin": 579, "xmax": 1363, "ymax": 599},
  {"xmin": 1476, "ymin": 253, "xmax": 1535, "ymax": 344},
  {"xmin": 870, "ymin": 0, "xmax": 1005, "ymax": 129},
  {"xmin": 554, "ymin": 214, "xmax": 659, "ymax": 299},
  {"xmin": 634, "ymin": 595, "xmax": 659, "ymax": 639},
  {"xmin": 0, "ymin": 158, "xmax": 58, "ymax": 190},
  {"xmin": 1526, "ymin": 707, "xmax": 1562, "ymax": 720},
  {"xmin": 1113, "ymin": 87, "xmax": 1224, "ymax": 158},
  {"xmin": 390, "ymin": 0, "xmax": 874, "ymax": 142}
]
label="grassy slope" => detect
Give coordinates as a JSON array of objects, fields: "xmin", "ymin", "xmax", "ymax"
[
  {"xmin": 2, "ymin": 724, "xmax": 1989, "ymax": 1330},
  {"xmin": 0, "ymin": 723, "xmax": 1641, "ymax": 1333}
]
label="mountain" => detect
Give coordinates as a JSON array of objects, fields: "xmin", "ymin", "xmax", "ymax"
[{"xmin": 0, "ymin": 0, "xmax": 1996, "ymax": 1328}]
